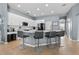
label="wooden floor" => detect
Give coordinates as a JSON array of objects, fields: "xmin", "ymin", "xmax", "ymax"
[{"xmin": 0, "ymin": 36, "xmax": 79, "ymax": 55}]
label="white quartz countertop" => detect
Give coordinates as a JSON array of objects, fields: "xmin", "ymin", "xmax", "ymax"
[
  {"xmin": 7, "ymin": 32, "xmax": 17, "ymax": 34},
  {"xmin": 52, "ymin": 30, "xmax": 64, "ymax": 32},
  {"xmin": 23, "ymin": 30, "xmax": 36, "ymax": 32},
  {"xmin": 19, "ymin": 29, "xmax": 63, "ymax": 33}
]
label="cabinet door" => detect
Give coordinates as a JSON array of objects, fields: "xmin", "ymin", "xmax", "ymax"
[
  {"xmin": 7, "ymin": 34, "xmax": 16, "ymax": 42},
  {"xmin": 7, "ymin": 34, "xmax": 11, "ymax": 42},
  {"xmin": 13, "ymin": 34, "xmax": 16, "ymax": 40},
  {"xmin": 11, "ymin": 34, "xmax": 16, "ymax": 40}
]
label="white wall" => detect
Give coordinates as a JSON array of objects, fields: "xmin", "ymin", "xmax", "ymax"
[
  {"xmin": 8, "ymin": 12, "xmax": 48, "ymax": 31},
  {"xmin": 0, "ymin": 4, "xmax": 8, "ymax": 42},
  {"xmin": 44, "ymin": 16, "xmax": 59, "ymax": 30},
  {"xmin": 35, "ymin": 20, "xmax": 45, "ymax": 26},
  {"xmin": 8, "ymin": 12, "xmax": 37, "ymax": 31},
  {"xmin": 66, "ymin": 4, "xmax": 79, "ymax": 40},
  {"xmin": 35, "ymin": 16, "xmax": 59, "ymax": 30},
  {"xmin": 8, "ymin": 12, "xmax": 60, "ymax": 32},
  {"xmin": 8, "ymin": 12, "xmax": 35, "ymax": 26},
  {"xmin": 45, "ymin": 21, "xmax": 52, "ymax": 30}
]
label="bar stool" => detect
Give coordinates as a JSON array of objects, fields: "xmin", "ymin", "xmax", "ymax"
[
  {"xmin": 17, "ymin": 31, "xmax": 29, "ymax": 48},
  {"xmin": 45, "ymin": 32, "xmax": 50, "ymax": 47},
  {"xmin": 34, "ymin": 31, "xmax": 43, "ymax": 49},
  {"xmin": 49, "ymin": 31, "xmax": 57, "ymax": 47},
  {"xmin": 56, "ymin": 31, "xmax": 65, "ymax": 47},
  {"xmin": 45, "ymin": 31, "xmax": 56, "ymax": 48}
]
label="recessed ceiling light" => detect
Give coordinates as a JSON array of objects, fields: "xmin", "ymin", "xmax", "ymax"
[
  {"xmin": 45, "ymin": 4, "xmax": 49, "ymax": 7},
  {"xmin": 51, "ymin": 11, "xmax": 54, "ymax": 13},
  {"xmin": 37, "ymin": 8, "xmax": 40, "ymax": 11},
  {"xmin": 17, "ymin": 4, "xmax": 21, "ymax": 7}
]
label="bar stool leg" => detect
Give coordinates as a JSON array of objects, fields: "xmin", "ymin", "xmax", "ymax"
[
  {"xmin": 56, "ymin": 37, "xmax": 61, "ymax": 47},
  {"xmin": 22, "ymin": 38, "xmax": 25, "ymax": 48},
  {"xmin": 37, "ymin": 39, "xmax": 41, "ymax": 54},
  {"xmin": 46, "ymin": 38, "xmax": 49, "ymax": 47},
  {"xmin": 49, "ymin": 38, "xmax": 51, "ymax": 47},
  {"xmin": 38, "ymin": 39, "xmax": 39, "ymax": 48},
  {"xmin": 35, "ymin": 39, "xmax": 40, "ymax": 51},
  {"xmin": 54, "ymin": 37, "xmax": 57, "ymax": 48},
  {"xmin": 55, "ymin": 37, "xmax": 59, "ymax": 48},
  {"xmin": 58, "ymin": 37, "xmax": 61, "ymax": 47},
  {"xmin": 34, "ymin": 39, "xmax": 39, "ymax": 53},
  {"xmin": 34, "ymin": 39, "xmax": 36, "ymax": 50}
]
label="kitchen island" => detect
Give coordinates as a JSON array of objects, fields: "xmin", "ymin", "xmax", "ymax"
[
  {"xmin": 18, "ymin": 29, "xmax": 65, "ymax": 47},
  {"xmin": 7, "ymin": 32, "xmax": 17, "ymax": 42}
]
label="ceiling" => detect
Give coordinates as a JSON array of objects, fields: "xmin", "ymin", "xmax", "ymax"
[{"xmin": 8, "ymin": 3, "xmax": 76, "ymax": 17}]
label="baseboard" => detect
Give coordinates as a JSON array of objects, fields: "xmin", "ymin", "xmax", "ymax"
[
  {"xmin": 4, "ymin": 42, "xmax": 8, "ymax": 44},
  {"xmin": 24, "ymin": 42, "xmax": 56, "ymax": 47},
  {"xmin": 0, "ymin": 41, "xmax": 9, "ymax": 44},
  {"xmin": 69, "ymin": 38, "xmax": 79, "ymax": 42},
  {"xmin": 71, "ymin": 39, "xmax": 79, "ymax": 42},
  {"xmin": 0, "ymin": 41, "xmax": 4, "ymax": 44},
  {"xmin": 24, "ymin": 43, "xmax": 35, "ymax": 47},
  {"xmin": 67, "ymin": 37, "xmax": 79, "ymax": 42}
]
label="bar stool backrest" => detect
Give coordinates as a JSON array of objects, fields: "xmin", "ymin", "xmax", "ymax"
[
  {"xmin": 34, "ymin": 31, "xmax": 43, "ymax": 39},
  {"xmin": 50, "ymin": 31, "xmax": 57, "ymax": 38},
  {"xmin": 59, "ymin": 31, "xmax": 65, "ymax": 36},
  {"xmin": 56, "ymin": 31, "xmax": 65, "ymax": 37},
  {"xmin": 17, "ymin": 31, "xmax": 29, "ymax": 38},
  {"xmin": 17, "ymin": 31, "xmax": 23, "ymax": 38},
  {"xmin": 45, "ymin": 32, "xmax": 50, "ymax": 38}
]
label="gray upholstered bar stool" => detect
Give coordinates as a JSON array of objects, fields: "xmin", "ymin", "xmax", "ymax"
[
  {"xmin": 56, "ymin": 31, "xmax": 65, "ymax": 47},
  {"xmin": 49, "ymin": 31, "xmax": 57, "ymax": 48},
  {"xmin": 45, "ymin": 32, "xmax": 50, "ymax": 47},
  {"xmin": 34, "ymin": 31, "xmax": 43, "ymax": 50},
  {"xmin": 45, "ymin": 31, "xmax": 57, "ymax": 48},
  {"xmin": 17, "ymin": 31, "xmax": 29, "ymax": 48}
]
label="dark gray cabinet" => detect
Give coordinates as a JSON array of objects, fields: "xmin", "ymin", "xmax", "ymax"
[{"xmin": 7, "ymin": 34, "xmax": 16, "ymax": 42}]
